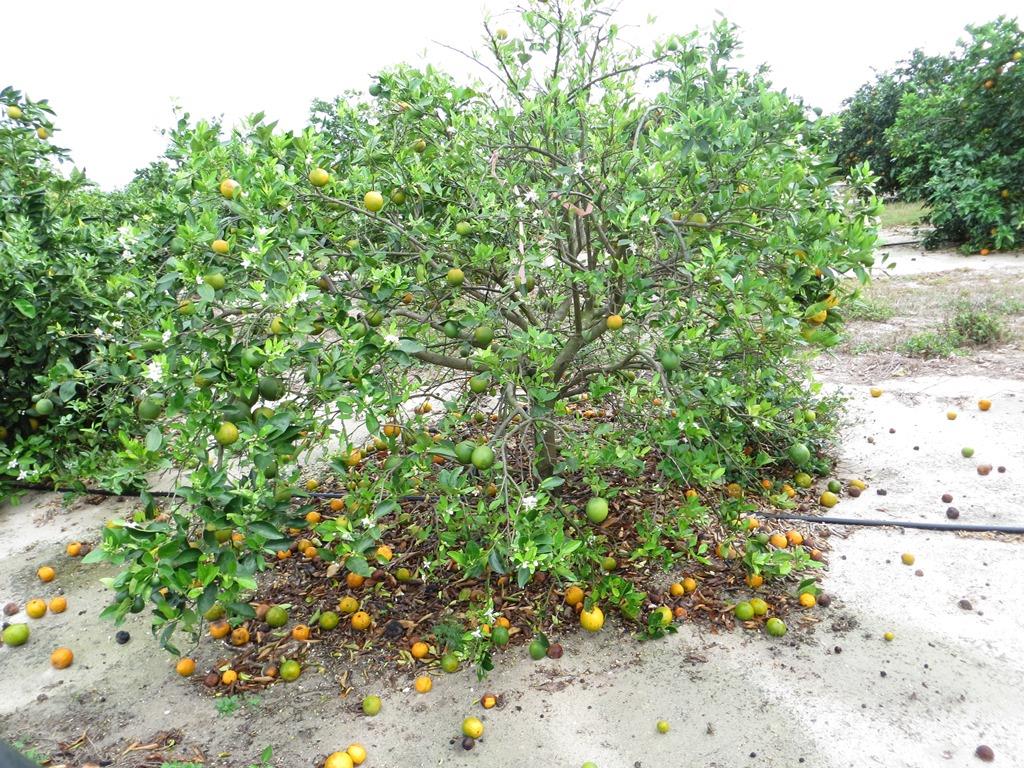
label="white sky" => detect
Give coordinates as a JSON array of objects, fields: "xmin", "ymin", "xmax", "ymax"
[{"xmin": 2, "ymin": 0, "xmax": 1018, "ymax": 189}]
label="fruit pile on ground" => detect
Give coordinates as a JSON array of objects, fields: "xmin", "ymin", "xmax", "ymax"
[{"xmin": 174, "ymin": 431, "xmax": 836, "ymax": 691}]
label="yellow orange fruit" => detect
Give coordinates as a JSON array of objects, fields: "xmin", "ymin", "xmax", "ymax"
[
  {"xmin": 351, "ymin": 611, "xmax": 371, "ymax": 631},
  {"xmin": 338, "ymin": 596, "xmax": 359, "ymax": 614},
  {"xmin": 978, "ymin": 399, "xmax": 991, "ymax": 411},
  {"xmin": 682, "ymin": 577, "xmax": 697, "ymax": 593},
  {"xmin": 580, "ymin": 605, "xmax": 604, "ymax": 632},
  {"xmin": 669, "ymin": 582, "xmax": 684, "ymax": 597},
  {"xmin": 209, "ymin": 621, "xmax": 230, "ymax": 639},
  {"xmin": 769, "ymin": 533, "xmax": 788, "ymax": 548},
  {"xmin": 230, "ymin": 626, "xmax": 250, "ymax": 646},
  {"xmin": 37, "ymin": 566, "xmax": 56, "ymax": 583},
  {"xmin": 786, "ymin": 530, "xmax": 804, "ymax": 547},
  {"xmin": 221, "ymin": 669, "xmax": 238, "ymax": 685},
  {"xmin": 48, "ymin": 596, "xmax": 67, "ymax": 614},
  {"xmin": 176, "ymin": 658, "xmax": 196, "ymax": 677},
  {"xmin": 50, "ymin": 647, "xmax": 74, "ymax": 669},
  {"xmin": 292, "ymin": 624, "xmax": 311, "ymax": 641},
  {"xmin": 565, "ymin": 586, "xmax": 585, "ymax": 606},
  {"xmin": 66, "ymin": 542, "xmax": 82, "ymax": 557},
  {"xmin": 324, "ymin": 753, "xmax": 354, "ymax": 768},
  {"xmin": 26, "ymin": 599, "xmax": 47, "ymax": 619},
  {"xmin": 414, "ymin": 674, "xmax": 432, "ymax": 693},
  {"xmin": 798, "ymin": 592, "xmax": 816, "ymax": 608},
  {"xmin": 346, "ymin": 744, "xmax": 367, "ymax": 766},
  {"xmin": 411, "ymin": 641, "xmax": 429, "ymax": 659},
  {"xmin": 346, "ymin": 572, "xmax": 365, "ymax": 589}
]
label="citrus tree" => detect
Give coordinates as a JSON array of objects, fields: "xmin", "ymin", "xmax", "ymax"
[
  {"xmin": 888, "ymin": 18, "xmax": 1023, "ymax": 250},
  {"xmin": 831, "ymin": 51, "xmax": 949, "ymax": 195},
  {"xmin": 0, "ymin": 87, "xmax": 158, "ymax": 490},
  {"xmin": 10, "ymin": 2, "xmax": 878, "ymax": 650}
]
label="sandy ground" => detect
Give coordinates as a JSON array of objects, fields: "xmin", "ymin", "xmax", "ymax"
[{"xmin": 2, "ymin": 237, "xmax": 1023, "ymax": 768}]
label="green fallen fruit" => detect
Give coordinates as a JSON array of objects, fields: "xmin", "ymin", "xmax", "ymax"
[
  {"xmin": 766, "ymin": 617, "xmax": 787, "ymax": 637},
  {"xmin": 585, "ymin": 497, "xmax": 609, "ymax": 523},
  {"xmin": 2, "ymin": 623, "xmax": 29, "ymax": 646},
  {"xmin": 362, "ymin": 695, "xmax": 382, "ymax": 716}
]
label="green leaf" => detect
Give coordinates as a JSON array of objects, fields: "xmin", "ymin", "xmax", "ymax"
[
  {"xmin": 144, "ymin": 426, "xmax": 163, "ymax": 452},
  {"xmin": 397, "ymin": 338, "xmax": 425, "ymax": 354},
  {"xmin": 345, "ymin": 555, "xmax": 372, "ymax": 577},
  {"xmin": 13, "ymin": 299, "xmax": 36, "ymax": 318}
]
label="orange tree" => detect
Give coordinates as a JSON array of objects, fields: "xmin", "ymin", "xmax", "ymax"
[
  {"xmin": 889, "ymin": 18, "xmax": 1023, "ymax": 250},
  {"xmin": 887, "ymin": 19, "xmax": 1022, "ymax": 250},
  {"xmin": 0, "ymin": 87, "xmax": 159, "ymax": 490},
  {"xmin": 55, "ymin": 3, "xmax": 876, "ymax": 650}
]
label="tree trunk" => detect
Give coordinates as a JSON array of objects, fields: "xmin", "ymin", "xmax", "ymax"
[{"xmin": 536, "ymin": 423, "xmax": 560, "ymax": 479}]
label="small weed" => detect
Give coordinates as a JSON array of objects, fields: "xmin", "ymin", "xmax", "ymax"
[
  {"xmin": 13, "ymin": 741, "xmax": 50, "ymax": 766},
  {"xmin": 846, "ymin": 296, "xmax": 896, "ymax": 322},
  {"xmin": 899, "ymin": 330, "xmax": 959, "ymax": 358},
  {"xmin": 215, "ymin": 694, "xmax": 262, "ymax": 717},
  {"xmin": 849, "ymin": 340, "xmax": 883, "ymax": 355},
  {"xmin": 949, "ymin": 303, "xmax": 1005, "ymax": 345},
  {"xmin": 993, "ymin": 297, "xmax": 1024, "ymax": 315}
]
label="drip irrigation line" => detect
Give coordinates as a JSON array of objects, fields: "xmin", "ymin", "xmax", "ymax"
[
  {"xmin": 758, "ymin": 512, "xmax": 1024, "ymax": 535},
  {"xmin": 7, "ymin": 481, "xmax": 1023, "ymax": 534}
]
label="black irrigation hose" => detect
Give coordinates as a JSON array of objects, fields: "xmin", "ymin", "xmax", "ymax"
[
  {"xmin": 759, "ymin": 512, "xmax": 1024, "ymax": 535},
  {"xmin": 3, "ymin": 481, "xmax": 424, "ymax": 503},
  {"xmin": 7, "ymin": 481, "xmax": 1024, "ymax": 535}
]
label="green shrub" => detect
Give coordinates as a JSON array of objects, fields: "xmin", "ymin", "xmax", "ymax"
[
  {"xmin": 899, "ymin": 330, "xmax": 959, "ymax": 358},
  {"xmin": 949, "ymin": 302, "xmax": 1005, "ymax": 345},
  {"xmin": 0, "ymin": 87, "xmax": 156, "ymax": 489},
  {"xmin": 3, "ymin": 1, "xmax": 879, "ymax": 651},
  {"xmin": 888, "ymin": 19, "xmax": 1023, "ymax": 250}
]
